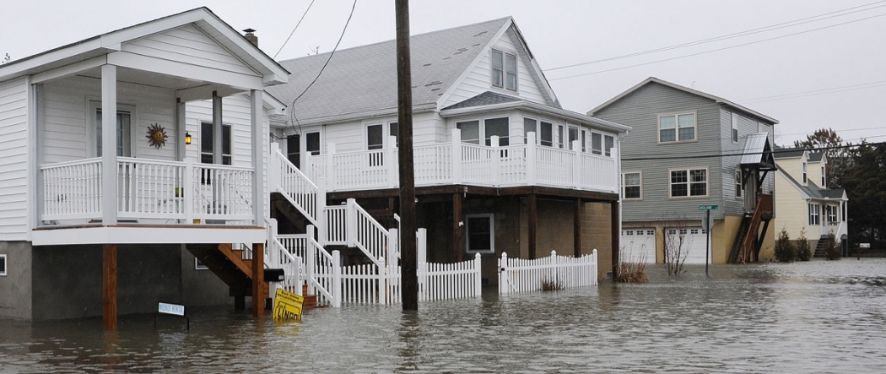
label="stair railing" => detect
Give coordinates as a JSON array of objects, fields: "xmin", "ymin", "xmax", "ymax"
[{"xmin": 270, "ymin": 143, "xmax": 323, "ymax": 227}]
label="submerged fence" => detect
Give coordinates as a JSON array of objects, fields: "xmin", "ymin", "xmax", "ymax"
[
  {"xmin": 498, "ymin": 250, "xmax": 598, "ymax": 294},
  {"xmin": 417, "ymin": 229, "xmax": 483, "ymax": 302}
]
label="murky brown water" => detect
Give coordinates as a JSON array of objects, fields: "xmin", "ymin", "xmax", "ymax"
[{"xmin": 2, "ymin": 260, "xmax": 886, "ymax": 373}]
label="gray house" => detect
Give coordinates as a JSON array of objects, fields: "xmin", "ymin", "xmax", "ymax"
[{"xmin": 590, "ymin": 77, "xmax": 777, "ymax": 264}]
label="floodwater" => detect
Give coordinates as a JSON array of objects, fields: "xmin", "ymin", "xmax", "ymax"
[{"xmin": 2, "ymin": 260, "xmax": 886, "ymax": 373}]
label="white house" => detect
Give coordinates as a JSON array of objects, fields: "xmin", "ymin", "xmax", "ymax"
[{"xmin": 774, "ymin": 148, "xmax": 848, "ymax": 256}]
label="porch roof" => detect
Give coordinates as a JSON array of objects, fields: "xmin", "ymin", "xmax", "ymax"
[{"xmin": 0, "ymin": 7, "xmax": 289, "ymax": 86}]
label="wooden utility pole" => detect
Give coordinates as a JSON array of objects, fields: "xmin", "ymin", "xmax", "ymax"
[{"xmin": 395, "ymin": 0, "xmax": 418, "ymax": 311}]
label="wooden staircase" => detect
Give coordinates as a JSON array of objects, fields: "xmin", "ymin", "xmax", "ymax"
[
  {"xmin": 186, "ymin": 244, "xmax": 268, "ymax": 307},
  {"xmin": 729, "ymin": 194, "xmax": 773, "ymax": 264}
]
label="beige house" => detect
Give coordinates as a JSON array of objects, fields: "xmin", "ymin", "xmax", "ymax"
[{"xmin": 773, "ymin": 149, "xmax": 848, "ymax": 257}]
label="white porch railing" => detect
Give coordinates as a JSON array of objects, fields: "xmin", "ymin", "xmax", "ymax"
[
  {"xmin": 498, "ymin": 249, "xmax": 598, "ymax": 295},
  {"xmin": 40, "ymin": 157, "xmax": 254, "ymax": 224},
  {"xmin": 304, "ymin": 130, "xmax": 618, "ymax": 193}
]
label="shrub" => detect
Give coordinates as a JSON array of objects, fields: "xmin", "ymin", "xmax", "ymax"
[
  {"xmin": 796, "ymin": 228, "xmax": 811, "ymax": 261},
  {"xmin": 541, "ymin": 278, "xmax": 563, "ymax": 291},
  {"xmin": 825, "ymin": 234, "xmax": 841, "ymax": 260},
  {"xmin": 774, "ymin": 228, "xmax": 796, "ymax": 262},
  {"xmin": 616, "ymin": 261, "xmax": 648, "ymax": 283}
]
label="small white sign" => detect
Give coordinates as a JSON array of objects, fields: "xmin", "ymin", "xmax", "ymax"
[
  {"xmin": 860, "ymin": 243, "xmax": 871, "ymax": 249},
  {"xmin": 158, "ymin": 302, "xmax": 185, "ymax": 316}
]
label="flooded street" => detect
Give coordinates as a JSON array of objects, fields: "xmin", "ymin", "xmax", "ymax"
[{"xmin": 2, "ymin": 260, "xmax": 885, "ymax": 373}]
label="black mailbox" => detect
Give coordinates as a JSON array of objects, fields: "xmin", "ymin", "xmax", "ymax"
[{"xmin": 264, "ymin": 268, "xmax": 285, "ymax": 282}]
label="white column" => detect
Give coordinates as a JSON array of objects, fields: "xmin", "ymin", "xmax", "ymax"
[
  {"xmin": 572, "ymin": 140, "xmax": 580, "ymax": 189},
  {"xmin": 250, "ymin": 89, "xmax": 264, "ymax": 224},
  {"xmin": 175, "ymin": 98, "xmax": 186, "ymax": 161},
  {"xmin": 101, "ymin": 64, "xmax": 118, "ymax": 225},
  {"xmin": 490, "ymin": 135, "xmax": 500, "ymax": 187},
  {"xmin": 526, "ymin": 132, "xmax": 537, "ymax": 185},
  {"xmin": 212, "ymin": 92, "xmax": 223, "ymax": 164},
  {"xmin": 451, "ymin": 128, "xmax": 462, "ymax": 184}
]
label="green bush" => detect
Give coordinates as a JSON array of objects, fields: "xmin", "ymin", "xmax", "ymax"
[
  {"xmin": 774, "ymin": 228, "xmax": 796, "ymax": 262},
  {"xmin": 796, "ymin": 228, "xmax": 812, "ymax": 261}
]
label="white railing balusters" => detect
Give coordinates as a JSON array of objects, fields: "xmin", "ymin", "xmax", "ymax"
[{"xmin": 498, "ymin": 249, "xmax": 598, "ymax": 294}]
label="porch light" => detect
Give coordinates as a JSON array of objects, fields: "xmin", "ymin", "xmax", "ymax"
[{"xmin": 185, "ymin": 132, "xmax": 192, "ymax": 145}]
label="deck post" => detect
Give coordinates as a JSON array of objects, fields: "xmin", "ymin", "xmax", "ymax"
[
  {"xmin": 490, "ymin": 136, "xmax": 500, "ymax": 187},
  {"xmin": 571, "ymin": 140, "xmax": 580, "ymax": 189},
  {"xmin": 251, "ymin": 242, "xmax": 265, "ymax": 317},
  {"xmin": 452, "ymin": 192, "xmax": 464, "ymax": 262},
  {"xmin": 175, "ymin": 98, "xmax": 186, "ymax": 161},
  {"xmin": 387, "ymin": 135, "xmax": 398, "ymax": 188},
  {"xmin": 306, "ymin": 225, "xmax": 317, "ymax": 295},
  {"xmin": 331, "ymin": 250, "xmax": 342, "ymax": 308},
  {"xmin": 326, "ymin": 143, "xmax": 336, "ymax": 192},
  {"xmin": 528, "ymin": 193, "xmax": 538, "ymax": 259},
  {"xmin": 526, "ymin": 132, "xmax": 537, "ymax": 185},
  {"xmin": 100, "ymin": 64, "xmax": 117, "ymax": 224},
  {"xmin": 450, "ymin": 129, "xmax": 462, "ymax": 184},
  {"xmin": 346, "ymin": 198, "xmax": 357, "ymax": 247},
  {"xmin": 183, "ymin": 161, "xmax": 194, "ymax": 223},
  {"xmin": 102, "ymin": 244, "xmax": 118, "ymax": 330},
  {"xmin": 212, "ymin": 91, "xmax": 223, "ymax": 165},
  {"xmin": 250, "ymin": 90, "xmax": 265, "ymax": 224},
  {"xmin": 498, "ymin": 252, "xmax": 509, "ymax": 295},
  {"xmin": 611, "ymin": 201, "xmax": 620, "ymax": 279},
  {"xmin": 574, "ymin": 198, "xmax": 583, "ymax": 258}
]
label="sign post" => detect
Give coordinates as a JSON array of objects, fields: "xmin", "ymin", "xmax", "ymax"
[{"xmin": 698, "ymin": 204, "xmax": 719, "ymax": 277}]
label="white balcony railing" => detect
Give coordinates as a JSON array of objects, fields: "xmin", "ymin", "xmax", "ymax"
[
  {"xmin": 304, "ymin": 130, "xmax": 619, "ymax": 194},
  {"xmin": 40, "ymin": 157, "xmax": 254, "ymax": 224}
]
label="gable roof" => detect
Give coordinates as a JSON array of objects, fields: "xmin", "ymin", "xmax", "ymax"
[
  {"xmin": 808, "ymin": 151, "xmax": 825, "ymax": 162},
  {"xmin": 267, "ymin": 18, "xmax": 511, "ymax": 123},
  {"xmin": 589, "ymin": 77, "xmax": 778, "ymax": 125},
  {"xmin": 774, "ymin": 148, "xmax": 806, "ymax": 159},
  {"xmin": 740, "ymin": 133, "xmax": 775, "ymax": 170},
  {"xmin": 0, "ymin": 7, "xmax": 289, "ymax": 84},
  {"xmin": 442, "ymin": 91, "xmax": 522, "ymax": 110},
  {"xmin": 776, "ymin": 164, "xmax": 846, "ymax": 200}
]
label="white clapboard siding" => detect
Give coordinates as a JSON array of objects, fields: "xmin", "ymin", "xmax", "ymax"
[
  {"xmin": 122, "ymin": 23, "xmax": 259, "ymax": 77},
  {"xmin": 0, "ymin": 77, "xmax": 30, "ymax": 239},
  {"xmin": 41, "ymin": 75, "xmax": 177, "ymax": 164},
  {"xmin": 443, "ymin": 25, "xmax": 549, "ymax": 108}
]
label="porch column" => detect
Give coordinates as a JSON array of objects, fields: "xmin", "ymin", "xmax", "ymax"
[
  {"xmin": 528, "ymin": 193, "xmax": 537, "ymax": 259},
  {"xmin": 452, "ymin": 192, "xmax": 464, "ymax": 262},
  {"xmin": 611, "ymin": 201, "xmax": 620, "ymax": 278},
  {"xmin": 175, "ymin": 98, "xmax": 186, "ymax": 161},
  {"xmin": 102, "ymin": 244, "xmax": 118, "ymax": 330},
  {"xmin": 574, "ymin": 198, "xmax": 583, "ymax": 258},
  {"xmin": 251, "ymin": 90, "xmax": 265, "ymax": 223},
  {"xmin": 101, "ymin": 64, "xmax": 118, "ymax": 224},
  {"xmin": 252, "ymin": 242, "xmax": 265, "ymax": 317},
  {"xmin": 212, "ymin": 91, "xmax": 223, "ymax": 164}
]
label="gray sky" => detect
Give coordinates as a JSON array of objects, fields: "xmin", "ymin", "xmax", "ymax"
[{"xmin": 3, "ymin": 0, "xmax": 884, "ymax": 145}]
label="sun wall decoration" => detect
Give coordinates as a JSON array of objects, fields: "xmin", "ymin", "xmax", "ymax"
[{"xmin": 146, "ymin": 123, "xmax": 168, "ymax": 149}]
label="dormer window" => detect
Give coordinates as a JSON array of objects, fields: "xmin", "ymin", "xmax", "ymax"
[
  {"xmin": 821, "ymin": 165, "xmax": 826, "ymax": 186},
  {"xmin": 491, "ymin": 49, "xmax": 517, "ymax": 91},
  {"xmin": 802, "ymin": 162, "xmax": 807, "ymax": 184}
]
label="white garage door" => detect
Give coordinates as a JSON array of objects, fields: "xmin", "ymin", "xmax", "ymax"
[
  {"xmin": 665, "ymin": 227, "xmax": 709, "ymax": 264},
  {"xmin": 621, "ymin": 228, "xmax": 656, "ymax": 263}
]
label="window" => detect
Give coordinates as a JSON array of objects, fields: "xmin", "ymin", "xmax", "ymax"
[
  {"xmin": 647, "ymin": 230, "xmax": 655, "ymax": 235},
  {"xmin": 821, "ymin": 165, "xmax": 826, "ymax": 186},
  {"xmin": 539, "ymin": 121, "xmax": 553, "ymax": 147},
  {"xmin": 625, "ymin": 230, "xmax": 633, "ymax": 236},
  {"xmin": 557, "ymin": 125, "xmax": 565, "ymax": 148},
  {"xmin": 670, "ymin": 168, "xmax": 707, "ymax": 197},
  {"xmin": 201, "ymin": 122, "xmax": 232, "ymax": 165},
  {"xmin": 286, "ymin": 134, "xmax": 301, "ymax": 167},
  {"xmin": 390, "ymin": 122, "xmax": 399, "ymax": 147},
  {"xmin": 566, "ymin": 127, "xmax": 578, "ymax": 150},
  {"xmin": 484, "ymin": 117, "xmax": 509, "ymax": 146},
  {"xmin": 731, "ymin": 113, "xmax": 739, "ymax": 143},
  {"xmin": 735, "ymin": 168, "xmax": 744, "ymax": 198},
  {"xmin": 826, "ymin": 205, "xmax": 838, "ymax": 224},
  {"xmin": 457, "ymin": 120, "xmax": 480, "ymax": 144},
  {"xmin": 802, "ymin": 162, "xmax": 808, "ymax": 184},
  {"xmin": 581, "ymin": 130, "xmax": 587, "ymax": 152},
  {"xmin": 306, "ymin": 132, "xmax": 321, "ymax": 155},
  {"xmin": 659, "ymin": 113, "xmax": 696, "ymax": 143},
  {"xmin": 604, "ymin": 135, "xmax": 614, "ymax": 156},
  {"xmin": 808, "ymin": 203, "xmax": 820, "ymax": 225},
  {"xmin": 466, "ymin": 214, "xmax": 494, "ymax": 254},
  {"xmin": 842, "ymin": 203, "xmax": 846, "ymax": 222},
  {"xmin": 367, "ymin": 124, "xmax": 384, "ymax": 150},
  {"xmin": 0, "ymin": 254, "xmax": 6, "ymax": 276},
  {"xmin": 523, "ymin": 118, "xmax": 537, "ymax": 144},
  {"xmin": 591, "ymin": 133, "xmax": 602, "ymax": 155},
  {"xmin": 623, "ymin": 172, "xmax": 641, "ymax": 200},
  {"xmin": 95, "ymin": 108, "xmax": 132, "ymax": 157},
  {"xmin": 491, "ymin": 49, "xmax": 517, "ymax": 91}
]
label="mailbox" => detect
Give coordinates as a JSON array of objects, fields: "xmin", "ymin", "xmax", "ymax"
[{"xmin": 264, "ymin": 268, "xmax": 285, "ymax": 282}]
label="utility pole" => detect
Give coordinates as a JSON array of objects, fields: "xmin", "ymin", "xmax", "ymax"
[{"xmin": 395, "ymin": 0, "xmax": 418, "ymax": 311}]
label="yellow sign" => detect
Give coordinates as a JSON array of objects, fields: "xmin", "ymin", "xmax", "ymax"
[{"xmin": 273, "ymin": 288, "xmax": 304, "ymax": 321}]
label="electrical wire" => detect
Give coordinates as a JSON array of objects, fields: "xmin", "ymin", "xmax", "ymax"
[
  {"xmin": 741, "ymin": 79, "xmax": 886, "ymax": 103},
  {"xmin": 273, "ymin": 0, "xmax": 318, "ymax": 59},
  {"xmin": 621, "ymin": 140, "xmax": 886, "ymax": 162}
]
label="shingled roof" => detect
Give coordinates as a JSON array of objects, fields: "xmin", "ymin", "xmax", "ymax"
[{"xmin": 268, "ymin": 17, "xmax": 511, "ymax": 123}]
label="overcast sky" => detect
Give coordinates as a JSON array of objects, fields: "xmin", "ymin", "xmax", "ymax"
[{"xmin": 2, "ymin": 0, "xmax": 884, "ymax": 144}]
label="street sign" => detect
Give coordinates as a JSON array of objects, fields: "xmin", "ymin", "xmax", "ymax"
[
  {"xmin": 698, "ymin": 204, "xmax": 719, "ymax": 210},
  {"xmin": 158, "ymin": 302, "xmax": 185, "ymax": 316}
]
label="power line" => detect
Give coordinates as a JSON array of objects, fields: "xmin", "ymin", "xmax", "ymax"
[
  {"xmin": 548, "ymin": 11, "xmax": 886, "ymax": 81},
  {"xmin": 273, "ymin": 0, "xmax": 318, "ymax": 59},
  {"xmin": 545, "ymin": 0, "xmax": 886, "ymax": 72},
  {"xmin": 288, "ymin": 0, "xmax": 358, "ymax": 131},
  {"xmin": 775, "ymin": 126, "xmax": 886, "ymax": 138},
  {"xmin": 741, "ymin": 79, "xmax": 886, "ymax": 103},
  {"xmin": 621, "ymin": 140, "xmax": 886, "ymax": 161}
]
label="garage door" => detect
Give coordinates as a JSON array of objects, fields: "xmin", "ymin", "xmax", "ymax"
[
  {"xmin": 621, "ymin": 228, "xmax": 656, "ymax": 263},
  {"xmin": 665, "ymin": 227, "xmax": 708, "ymax": 264}
]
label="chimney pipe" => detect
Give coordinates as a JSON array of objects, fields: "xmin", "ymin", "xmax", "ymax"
[{"xmin": 243, "ymin": 28, "xmax": 258, "ymax": 47}]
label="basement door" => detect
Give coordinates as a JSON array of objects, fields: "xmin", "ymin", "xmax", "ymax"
[
  {"xmin": 665, "ymin": 227, "xmax": 709, "ymax": 265},
  {"xmin": 621, "ymin": 228, "xmax": 655, "ymax": 263}
]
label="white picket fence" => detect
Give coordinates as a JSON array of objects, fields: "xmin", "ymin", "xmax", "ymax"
[
  {"xmin": 498, "ymin": 250, "xmax": 598, "ymax": 295},
  {"xmin": 417, "ymin": 229, "xmax": 482, "ymax": 302}
]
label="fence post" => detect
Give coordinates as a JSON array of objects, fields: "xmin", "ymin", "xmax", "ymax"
[
  {"xmin": 306, "ymin": 224, "xmax": 317, "ymax": 295},
  {"xmin": 474, "ymin": 253, "xmax": 482, "ymax": 298},
  {"xmin": 183, "ymin": 160, "xmax": 194, "ymax": 224},
  {"xmin": 526, "ymin": 132, "xmax": 537, "ymax": 185},
  {"xmin": 571, "ymin": 140, "xmax": 580, "ymax": 189},
  {"xmin": 326, "ymin": 142, "xmax": 336, "ymax": 192},
  {"xmin": 332, "ymin": 249, "xmax": 342, "ymax": 308},
  {"xmin": 490, "ymin": 136, "xmax": 500, "ymax": 187},
  {"xmin": 416, "ymin": 228, "xmax": 427, "ymax": 301},
  {"xmin": 499, "ymin": 252, "xmax": 509, "ymax": 295},
  {"xmin": 346, "ymin": 198, "xmax": 357, "ymax": 247},
  {"xmin": 388, "ymin": 135, "xmax": 398, "ymax": 188},
  {"xmin": 378, "ymin": 257, "xmax": 387, "ymax": 305},
  {"xmin": 451, "ymin": 128, "xmax": 462, "ymax": 184},
  {"xmin": 551, "ymin": 250, "xmax": 558, "ymax": 286},
  {"xmin": 592, "ymin": 248, "xmax": 598, "ymax": 286}
]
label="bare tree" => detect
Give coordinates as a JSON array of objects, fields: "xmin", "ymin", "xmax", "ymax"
[
  {"xmin": 1, "ymin": 53, "xmax": 10, "ymax": 64},
  {"xmin": 663, "ymin": 224, "xmax": 691, "ymax": 276}
]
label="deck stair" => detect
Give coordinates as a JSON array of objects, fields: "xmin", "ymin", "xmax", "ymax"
[
  {"xmin": 729, "ymin": 194, "xmax": 773, "ymax": 264},
  {"xmin": 814, "ymin": 235, "xmax": 831, "ymax": 258}
]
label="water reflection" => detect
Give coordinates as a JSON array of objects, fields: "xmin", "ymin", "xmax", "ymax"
[{"xmin": 1, "ymin": 260, "xmax": 886, "ymax": 372}]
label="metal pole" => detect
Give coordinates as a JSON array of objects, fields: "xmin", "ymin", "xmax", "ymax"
[
  {"xmin": 395, "ymin": 0, "xmax": 418, "ymax": 311},
  {"xmin": 705, "ymin": 209, "xmax": 710, "ymax": 277}
]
